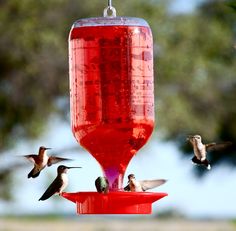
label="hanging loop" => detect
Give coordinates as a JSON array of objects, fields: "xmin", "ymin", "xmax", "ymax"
[
  {"xmin": 103, "ymin": 6, "xmax": 116, "ymax": 17},
  {"xmin": 103, "ymin": 0, "xmax": 116, "ymax": 17}
]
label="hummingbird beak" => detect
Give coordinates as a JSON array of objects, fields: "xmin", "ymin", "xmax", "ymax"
[
  {"xmin": 45, "ymin": 147, "xmax": 52, "ymax": 150},
  {"xmin": 66, "ymin": 166, "xmax": 82, "ymax": 169}
]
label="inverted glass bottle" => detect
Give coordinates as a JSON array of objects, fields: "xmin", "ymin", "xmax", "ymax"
[{"xmin": 69, "ymin": 17, "xmax": 154, "ymax": 191}]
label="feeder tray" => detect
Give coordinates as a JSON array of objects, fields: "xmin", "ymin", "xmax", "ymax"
[{"xmin": 62, "ymin": 191, "xmax": 168, "ymax": 214}]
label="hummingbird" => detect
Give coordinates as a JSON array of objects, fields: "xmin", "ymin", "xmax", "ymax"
[
  {"xmin": 38, "ymin": 165, "xmax": 81, "ymax": 201},
  {"xmin": 124, "ymin": 174, "xmax": 167, "ymax": 192},
  {"xmin": 24, "ymin": 146, "xmax": 72, "ymax": 178},
  {"xmin": 187, "ymin": 134, "xmax": 232, "ymax": 170},
  {"xmin": 95, "ymin": 176, "xmax": 109, "ymax": 194}
]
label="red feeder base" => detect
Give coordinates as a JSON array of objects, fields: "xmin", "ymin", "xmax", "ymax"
[{"xmin": 61, "ymin": 191, "xmax": 168, "ymax": 215}]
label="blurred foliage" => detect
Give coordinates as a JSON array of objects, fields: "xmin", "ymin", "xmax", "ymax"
[
  {"xmin": 226, "ymin": 0, "xmax": 236, "ymax": 12},
  {"xmin": 0, "ymin": 0, "xmax": 236, "ymax": 200}
]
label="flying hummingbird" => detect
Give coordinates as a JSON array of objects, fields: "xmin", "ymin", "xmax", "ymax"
[
  {"xmin": 124, "ymin": 174, "xmax": 167, "ymax": 192},
  {"xmin": 38, "ymin": 165, "xmax": 81, "ymax": 201},
  {"xmin": 187, "ymin": 134, "xmax": 232, "ymax": 170},
  {"xmin": 24, "ymin": 146, "xmax": 72, "ymax": 178},
  {"xmin": 95, "ymin": 176, "xmax": 109, "ymax": 194}
]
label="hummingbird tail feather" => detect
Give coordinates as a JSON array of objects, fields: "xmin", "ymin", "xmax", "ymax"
[
  {"xmin": 38, "ymin": 192, "xmax": 52, "ymax": 201},
  {"xmin": 201, "ymin": 159, "xmax": 211, "ymax": 170},
  {"xmin": 28, "ymin": 169, "xmax": 40, "ymax": 178}
]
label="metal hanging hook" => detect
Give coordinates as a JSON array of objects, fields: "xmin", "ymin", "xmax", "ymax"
[{"xmin": 103, "ymin": 0, "xmax": 117, "ymax": 17}]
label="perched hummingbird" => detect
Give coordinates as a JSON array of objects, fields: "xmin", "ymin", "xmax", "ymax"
[
  {"xmin": 187, "ymin": 134, "xmax": 232, "ymax": 170},
  {"xmin": 38, "ymin": 165, "xmax": 81, "ymax": 201},
  {"xmin": 124, "ymin": 174, "xmax": 167, "ymax": 192},
  {"xmin": 95, "ymin": 176, "xmax": 109, "ymax": 194},
  {"xmin": 24, "ymin": 146, "xmax": 72, "ymax": 178}
]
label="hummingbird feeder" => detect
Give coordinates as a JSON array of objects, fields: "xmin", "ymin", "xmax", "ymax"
[{"xmin": 62, "ymin": 0, "xmax": 168, "ymax": 214}]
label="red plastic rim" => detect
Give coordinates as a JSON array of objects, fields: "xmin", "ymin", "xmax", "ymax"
[{"xmin": 61, "ymin": 191, "xmax": 168, "ymax": 214}]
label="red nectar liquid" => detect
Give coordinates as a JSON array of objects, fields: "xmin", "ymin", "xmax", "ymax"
[{"xmin": 69, "ymin": 19, "xmax": 154, "ymax": 190}]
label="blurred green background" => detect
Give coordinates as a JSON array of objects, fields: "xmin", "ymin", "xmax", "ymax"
[{"xmin": 0, "ymin": 0, "xmax": 236, "ymax": 229}]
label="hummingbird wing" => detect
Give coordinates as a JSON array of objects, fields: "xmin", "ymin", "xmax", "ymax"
[
  {"xmin": 206, "ymin": 142, "xmax": 232, "ymax": 152},
  {"xmin": 24, "ymin": 155, "xmax": 38, "ymax": 164},
  {"xmin": 47, "ymin": 156, "xmax": 73, "ymax": 167},
  {"xmin": 124, "ymin": 184, "xmax": 131, "ymax": 191},
  {"xmin": 95, "ymin": 177, "xmax": 101, "ymax": 192},
  {"xmin": 38, "ymin": 176, "xmax": 63, "ymax": 201},
  {"xmin": 140, "ymin": 179, "xmax": 167, "ymax": 191}
]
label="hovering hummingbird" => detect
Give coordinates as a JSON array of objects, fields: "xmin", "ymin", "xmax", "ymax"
[
  {"xmin": 187, "ymin": 134, "xmax": 232, "ymax": 170},
  {"xmin": 38, "ymin": 165, "xmax": 81, "ymax": 201},
  {"xmin": 24, "ymin": 146, "xmax": 72, "ymax": 178},
  {"xmin": 124, "ymin": 174, "xmax": 167, "ymax": 192},
  {"xmin": 95, "ymin": 176, "xmax": 109, "ymax": 194}
]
